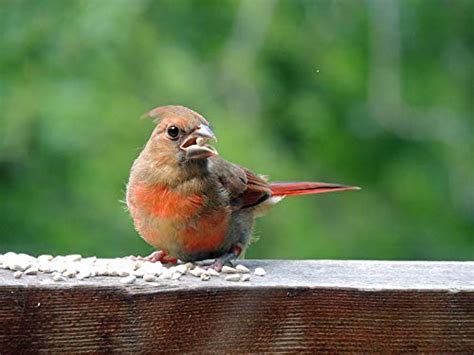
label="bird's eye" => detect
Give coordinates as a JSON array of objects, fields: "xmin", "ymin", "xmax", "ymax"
[{"xmin": 166, "ymin": 126, "xmax": 180, "ymax": 139}]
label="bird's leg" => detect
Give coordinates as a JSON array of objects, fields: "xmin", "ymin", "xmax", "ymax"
[
  {"xmin": 135, "ymin": 250, "xmax": 178, "ymax": 264},
  {"xmin": 208, "ymin": 244, "xmax": 243, "ymax": 271}
]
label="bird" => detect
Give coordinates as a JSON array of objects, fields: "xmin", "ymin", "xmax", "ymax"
[{"xmin": 126, "ymin": 105, "xmax": 359, "ymax": 269}]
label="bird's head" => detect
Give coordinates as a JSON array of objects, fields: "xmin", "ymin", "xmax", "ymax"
[{"xmin": 142, "ymin": 105, "xmax": 218, "ymax": 165}]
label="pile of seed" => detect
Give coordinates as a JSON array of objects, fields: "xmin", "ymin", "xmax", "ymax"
[{"xmin": 0, "ymin": 252, "xmax": 266, "ymax": 284}]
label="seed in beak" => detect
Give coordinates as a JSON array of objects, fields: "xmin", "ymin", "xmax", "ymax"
[{"xmin": 196, "ymin": 137, "xmax": 206, "ymax": 146}]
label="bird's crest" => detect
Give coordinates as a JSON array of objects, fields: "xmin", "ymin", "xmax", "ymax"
[{"xmin": 142, "ymin": 105, "xmax": 209, "ymax": 126}]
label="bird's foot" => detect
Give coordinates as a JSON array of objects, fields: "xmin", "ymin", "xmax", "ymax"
[
  {"xmin": 133, "ymin": 250, "xmax": 178, "ymax": 264},
  {"xmin": 207, "ymin": 244, "xmax": 243, "ymax": 272}
]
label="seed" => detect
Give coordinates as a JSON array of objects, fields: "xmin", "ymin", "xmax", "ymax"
[
  {"xmin": 38, "ymin": 254, "xmax": 54, "ymax": 262},
  {"xmin": 18, "ymin": 253, "xmax": 35, "ymax": 263},
  {"xmin": 117, "ymin": 269, "xmax": 131, "ymax": 277},
  {"xmin": 96, "ymin": 266, "xmax": 109, "ymax": 276},
  {"xmin": 133, "ymin": 268, "xmax": 145, "ymax": 277},
  {"xmin": 200, "ymin": 273, "xmax": 210, "ymax": 281},
  {"xmin": 65, "ymin": 254, "xmax": 82, "ymax": 262},
  {"xmin": 140, "ymin": 262, "xmax": 163, "ymax": 275},
  {"xmin": 53, "ymin": 262, "xmax": 68, "ymax": 273},
  {"xmin": 240, "ymin": 274, "xmax": 251, "ymax": 282},
  {"xmin": 175, "ymin": 264, "xmax": 188, "ymax": 274},
  {"xmin": 38, "ymin": 262, "xmax": 53, "ymax": 273},
  {"xmin": 196, "ymin": 137, "xmax": 205, "ymax": 146},
  {"xmin": 189, "ymin": 267, "xmax": 206, "ymax": 277},
  {"xmin": 24, "ymin": 267, "xmax": 39, "ymax": 275},
  {"xmin": 207, "ymin": 268, "xmax": 220, "ymax": 277},
  {"xmin": 120, "ymin": 275, "xmax": 136, "ymax": 284},
  {"xmin": 13, "ymin": 271, "xmax": 23, "ymax": 279},
  {"xmin": 254, "ymin": 267, "xmax": 266, "ymax": 277},
  {"xmin": 133, "ymin": 260, "xmax": 143, "ymax": 269},
  {"xmin": 159, "ymin": 269, "xmax": 172, "ymax": 279},
  {"xmin": 171, "ymin": 272, "xmax": 182, "ymax": 280},
  {"xmin": 224, "ymin": 274, "xmax": 241, "ymax": 282},
  {"xmin": 189, "ymin": 269, "xmax": 200, "ymax": 277},
  {"xmin": 9, "ymin": 260, "xmax": 30, "ymax": 272},
  {"xmin": 184, "ymin": 262, "xmax": 194, "ymax": 270},
  {"xmin": 52, "ymin": 274, "xmax": 65, "ymax": 282},
  {"xmin": 62, "ymin": 269, "xmax": 77, "ymax": 278},
  {"xmin": 235, "ymin": 264, "xmax": 250, "ymax": 273},
  {"xmin": 143, "ymin": 274, "xmax": 157, "ymax": 282},
  {"xmin": 76, "ymin": 271, "xmax": 92, "ymax": 280},
  {"xmin": 221, "ymin": 266, "xmax": 238, "ymax": 274}
]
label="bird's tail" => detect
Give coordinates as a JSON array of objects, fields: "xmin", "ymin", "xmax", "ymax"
[{"xmin": 270, "ymin": 181, "xmax": 360, "ymax": 197}]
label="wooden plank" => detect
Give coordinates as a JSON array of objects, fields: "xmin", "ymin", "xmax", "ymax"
[{"xmin": 0, "ymin": 260, "xmax": 472, "ymax": 352}]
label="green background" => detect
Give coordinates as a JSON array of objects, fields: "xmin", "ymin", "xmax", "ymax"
[{"xmin": 1, "ymin": 0, "xmax": 473, "ymax": 260}]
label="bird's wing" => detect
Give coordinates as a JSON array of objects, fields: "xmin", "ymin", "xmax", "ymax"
[{"xmin": 210, "ymin": 157, "xmax": 271, "ymax": 210}]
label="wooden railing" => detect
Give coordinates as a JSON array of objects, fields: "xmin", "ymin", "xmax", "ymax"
[{"xmin": 0, "ymin": 260, "xmax": 472, "ymax": 352}]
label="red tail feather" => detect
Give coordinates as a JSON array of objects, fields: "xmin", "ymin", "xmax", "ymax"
[{"xmin": 270, "ymin": 182, "xmax": 359, "ymax": 197}]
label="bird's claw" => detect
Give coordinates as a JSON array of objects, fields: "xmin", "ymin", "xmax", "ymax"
[
  {"xmin": 206, "ymin": 244, "xmax": 244, "ymax": 272},
  {"xmin": 132, "ymin": 250, "xmax": 178, "ymax": 264}
]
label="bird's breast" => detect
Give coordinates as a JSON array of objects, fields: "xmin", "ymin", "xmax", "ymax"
[{"xmin": 127, "ymin": 182, "xmax": 231, "ymax": 259}]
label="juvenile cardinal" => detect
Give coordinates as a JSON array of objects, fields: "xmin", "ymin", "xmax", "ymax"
[{"xmin": 126, "ymin": 105, "xmax": 358, "ymax": 269}]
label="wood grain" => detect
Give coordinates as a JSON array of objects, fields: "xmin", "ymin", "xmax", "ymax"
[{"xmin": 0, "ymin": 260, "xmax": 472, "ymax": 353}]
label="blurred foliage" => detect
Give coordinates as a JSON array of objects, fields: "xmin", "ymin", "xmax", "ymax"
[{"xmin": 1, "ymin": 0, "xmax": 473, "ymax": 260}]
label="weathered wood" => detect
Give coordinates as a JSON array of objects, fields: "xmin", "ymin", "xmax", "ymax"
[{"xmin": 0, "ymin": 260, "xmax": 472, "ymax": 353}]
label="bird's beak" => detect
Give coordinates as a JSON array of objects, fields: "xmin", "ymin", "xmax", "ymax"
[{"xmin": 180, "ymin": 125, "xmax": 219, "ymax": 160}]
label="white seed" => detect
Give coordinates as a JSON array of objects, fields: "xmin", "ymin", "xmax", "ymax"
[
  {"xmin": 189, "ymin": 267, "xmax": 207, "ymax": 277},
  {"xmin": 65, "ymin": 254, "xmax": 82, "ymax": 262},
  {"xmin": 189, "ymin": 269, "xmax": 201, "ymax": 277},
  {"xmin": 18, "ymin": 253, "xmax": 35, "ymax": 263},
  {"xmin": 52, "ymin": 274, "xmax": 65, "ymax": 282},
  {"xmin": 235, "ymin": 264, "xmax": 250, "ymax": 273},
  {"xmin": 133, "ymin": 268, "xmax": 145, "ymax": 277},
  {"xmin": 196, "ymin": 137, "xmax": 205, "ymax": 146},
  {"xmin": 143, "ymin": 274, "xmax": 157, "ymax": 282},
  {"xmin": 200, "ymin": 273, "xmax": 210, "ymax": 281},
  {"xmin": 52, "ymin": 262, "xmax": 68, "ymax": 273},
  {"xmin": 24, "ymin": 267, "xmax": 39, "ymax": 275},
  {"xmin": 224, "ymin": 274, "xmax": 241, "ymax": 282},
  {"xmin": 240, "ymin": 274, "xmax": 251, "ymax": 282},
  {"xmin": 159, "ymin": 269, "xmax": 172, "ymax": 280},
  {"xmin": 207, "ymin": 268, "xmax": 220, "ymax": 277},
  {"xmin": 140, "ymin": 262, "xmax": 163, "ymax": 275},
  {"xmin": 221, "ymin": 266, "xmax": 238, "ymax": 274},
  {"xmin": 38, "ymin": 262, "xmax": 53, "ymax": 273},
  {"xmin": 62, "ymin": 269, "xmax": 76, "ymax": 278},
  {"xmin": 4, "ymin": 252, "xmax": 16, "ymax": 258},
  {"xmin": 254, "ymin": 267, "xmax": 266, "ymax": 277},
  {"xmin": 120, "ymin": 275, "xmax": 136, "ymax": 284},
  {"xmin": 174, "ymin": 264, "xmax": 188, "ymax": 274},
  {"xmin": 117, "ymin": 269, "xmax": 131, "ymax": 277},
  {"xmin": 96, "ymin": 266, "xmax": 109, "ymax": 276},
  {"xmin": 76, "ymin": 271, "xmax": 92, "ymax": 280},
  {"xmin": 6, "ymin": 254, "xmax": 31, "ymax": 272},
  {"xmin": 38, "ymin": 254, "xmax": 54, "ymax": 262},
  {"xmin": 146, "ymin": 282, "xmax": 162, "ymax": 287},
  {"xmin": 9, "ymin": 261, "xmax": 30, "ymax": 272},
  {"xmin": 83, "ymin": 256, "xmax": 97, "ymax": 263},
  {"xmin": 52, "ymin": 256, "xmax": 65, "ymax": 263},
  {"xmin": 171, "ymin": 272, "xmax": 182, "ymax": 280},
  {"xmin": 184, "ymin": 262, "xmax": 194, "ymax": 270},
  {"xmin": 13, "ymin": 271, "xmax": 23, "ymax": 279}
]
